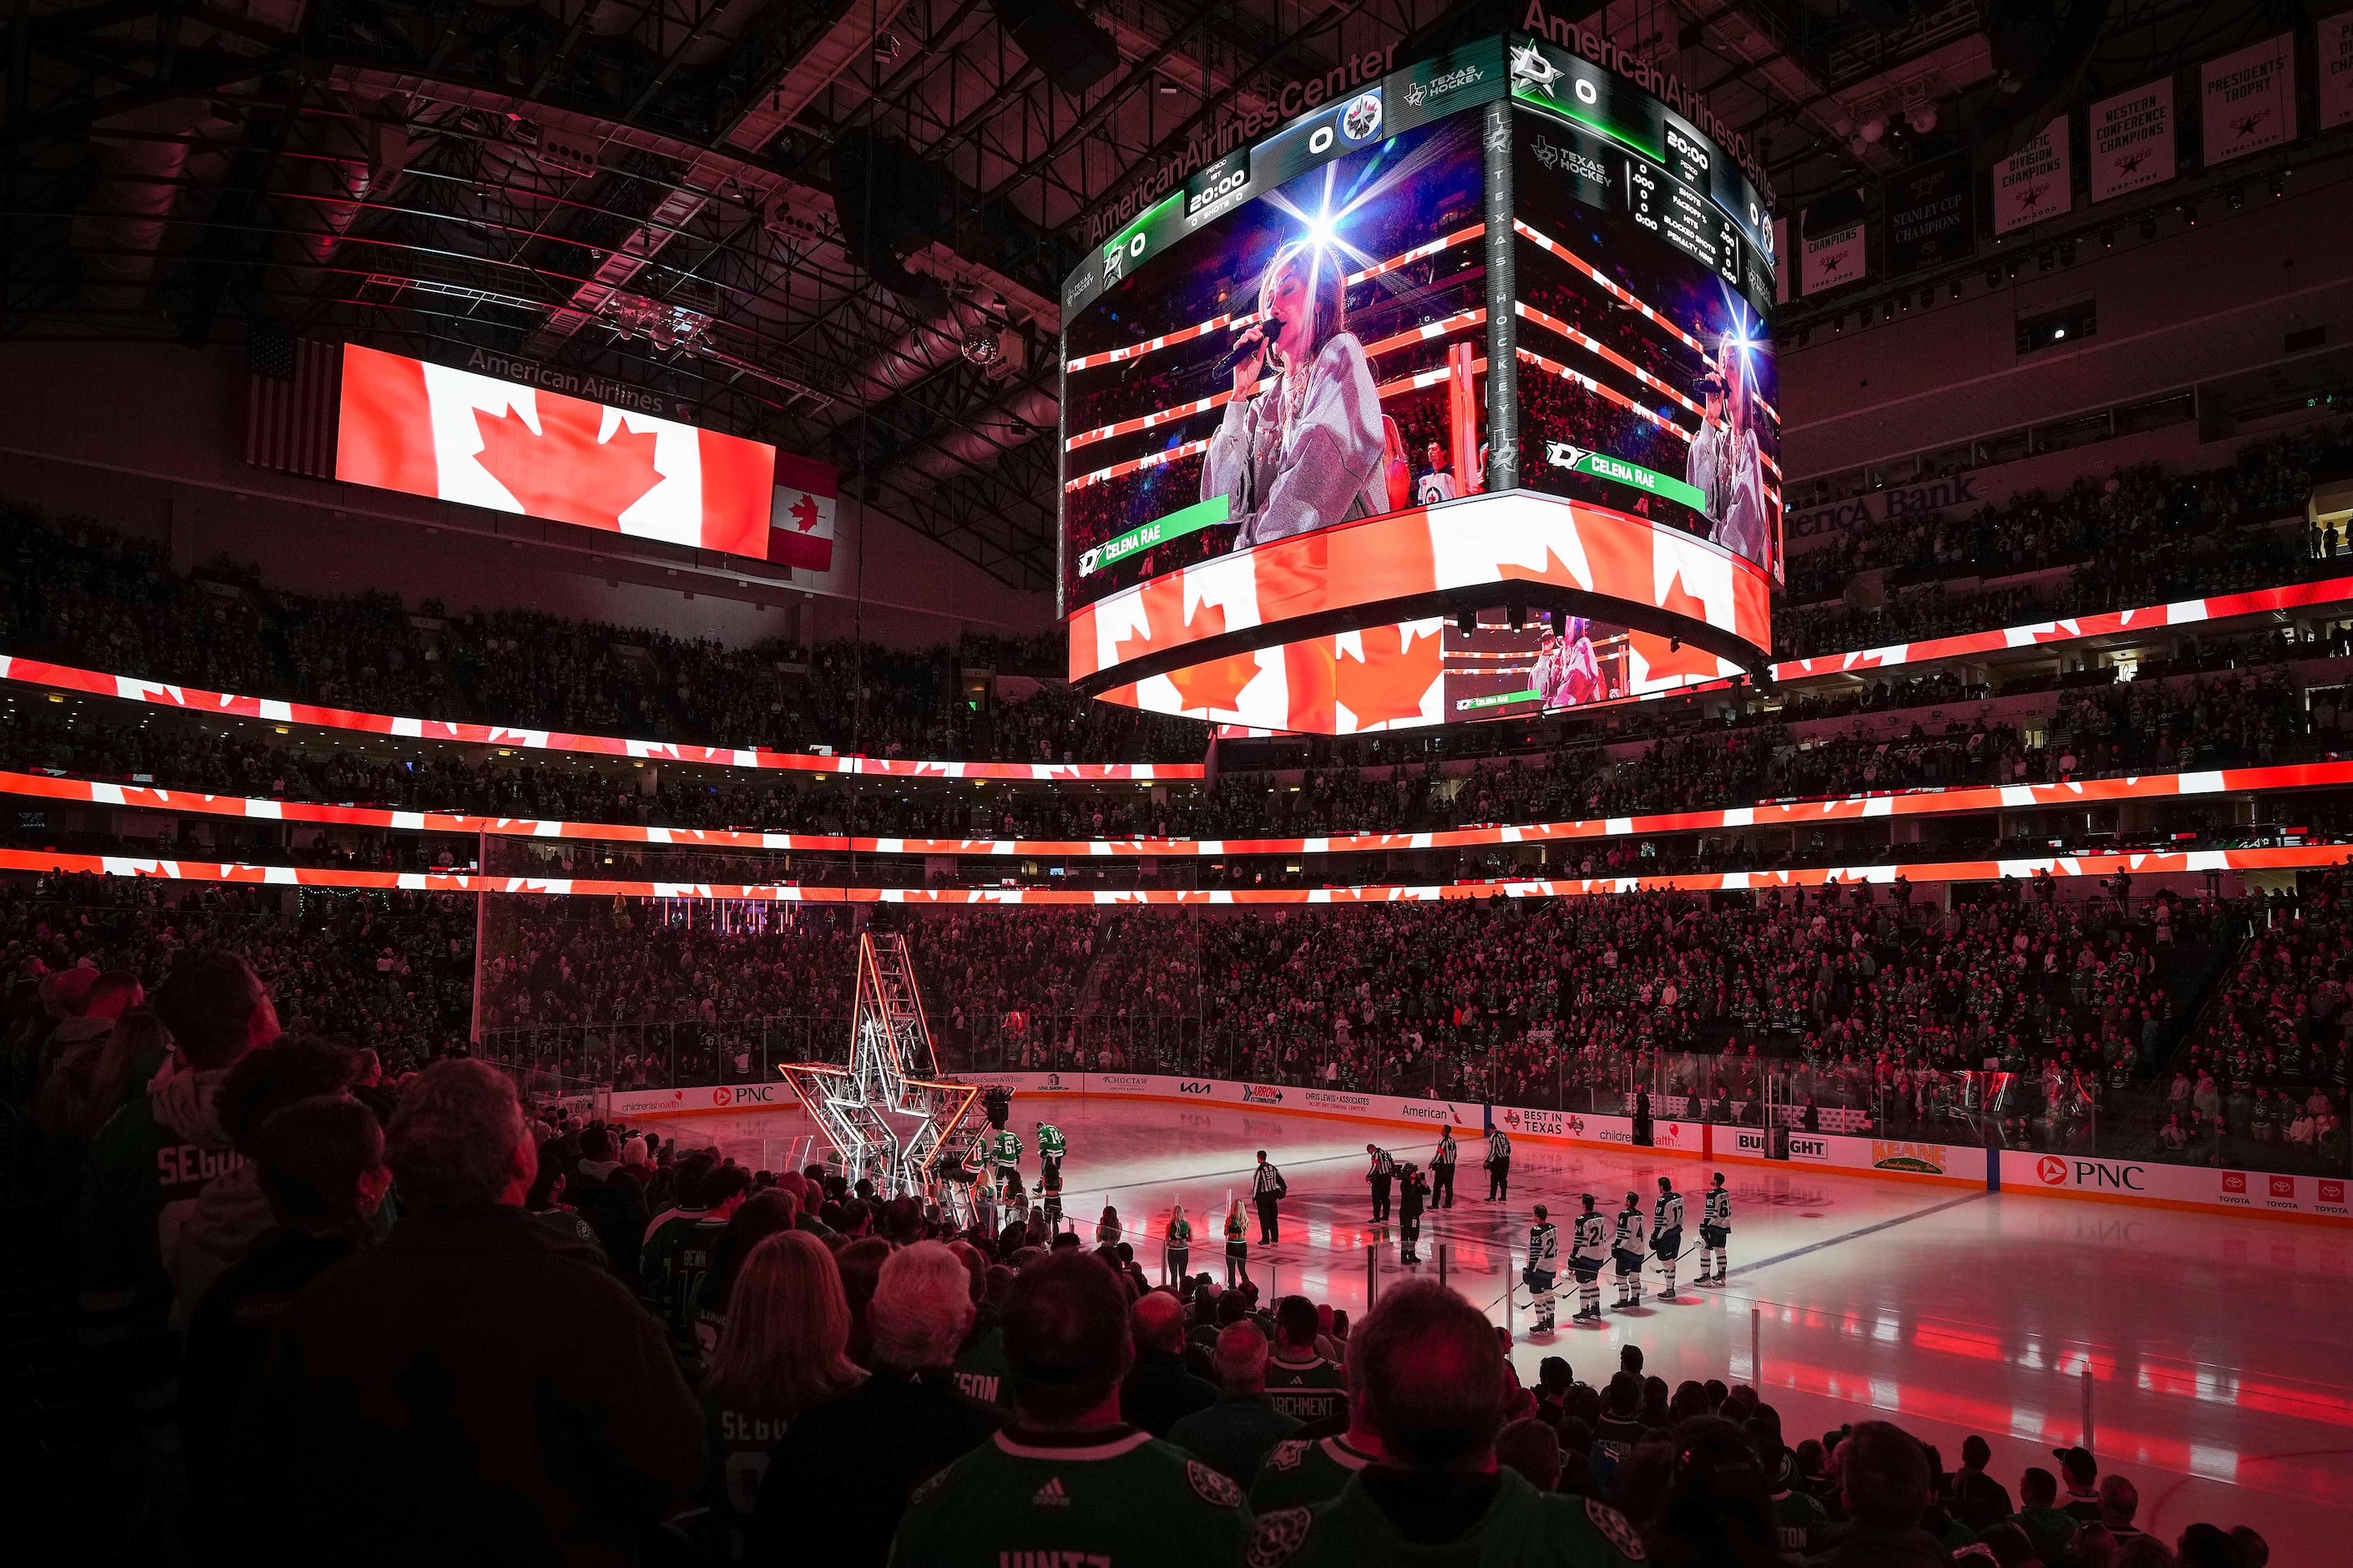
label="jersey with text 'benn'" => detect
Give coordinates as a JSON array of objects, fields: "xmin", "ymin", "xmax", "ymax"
[{"xmin": 887, "ymin": 1426, "xmax": 1247, "ymax": 1568}]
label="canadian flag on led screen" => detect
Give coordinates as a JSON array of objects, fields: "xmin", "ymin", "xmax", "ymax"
[
  {"xmin": 771, "ymin": 452, "xmax": 837, "ymax": 573},
  {"xmin": 334, "ymin": 343, "xmax": 777, "ymax": 557}
]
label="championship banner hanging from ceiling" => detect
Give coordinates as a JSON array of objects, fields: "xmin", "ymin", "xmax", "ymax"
[
  {"xmin": 1799, "ymin": 192, "xmax": 1866, "ymax": 296},
  {"xmin": 1882, "ymin": 151, "xmax": 1973, "ymax": 275},
  {"xmin": 1992, "ymin": 116, "xmax": 2072, "ymax": 235},
  {"xmin": 2201, "ymin": 33, "xmax": 2296, "ymax": 166},
  {"xmin": 2318, "ymin": 12, "xmax": 2353, "ymax": 133},
  {"xmin": 2087, "ymin": 78, "xmax": 2175, "ymax": 203}
]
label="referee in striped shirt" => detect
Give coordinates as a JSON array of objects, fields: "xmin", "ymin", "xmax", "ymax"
[{"xmin": 1252, "ymin": 1151, "xmax": 1285, "ymax": 1245}]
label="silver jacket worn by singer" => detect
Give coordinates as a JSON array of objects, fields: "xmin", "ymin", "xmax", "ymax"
[{"xmin": 1202, "ymin": 333, "xmax": 1388, "ymax": 549}]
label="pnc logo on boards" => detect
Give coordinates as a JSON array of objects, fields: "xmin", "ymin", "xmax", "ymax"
[
  {"xmin": 2039, "ymin": 1156, "xmax": 2145, "ymax": 1191},
  {"xmin": 1178, "ymin": 1081, "xmax": 1213, "ymax": 1096},
  {"xmin": 711, "ymin": 1086, "xmax": 733, "ymax": 1108}
]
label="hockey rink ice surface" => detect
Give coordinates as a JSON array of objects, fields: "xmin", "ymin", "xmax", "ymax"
[{"xmin": 666, "ymin": 1096, "xmax": 2353, "ymax": 1555}]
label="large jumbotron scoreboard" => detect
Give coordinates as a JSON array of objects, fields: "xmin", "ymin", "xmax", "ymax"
[{"xmin": 1060, "ymin": 33, "xmax": 1780, "ymax": 736}]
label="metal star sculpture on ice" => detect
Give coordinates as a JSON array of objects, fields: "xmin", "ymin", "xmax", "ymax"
[{"xmin": 778, "ymin": 931, "xmax": 978, "ymax": 1199}]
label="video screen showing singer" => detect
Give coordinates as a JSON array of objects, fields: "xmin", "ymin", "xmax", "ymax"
[
  {"xmin": 1201, "ymin": 240, "xmax": 1387, "ymax": 549},
  {"xmin": 1686, "ymin": 335, "xmax": 1771, "ymax": 569}
]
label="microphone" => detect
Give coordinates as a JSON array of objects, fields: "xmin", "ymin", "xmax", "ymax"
[{"xmin": 1213, "ymin": 314, "xmax": 1285, "ymax": 376}]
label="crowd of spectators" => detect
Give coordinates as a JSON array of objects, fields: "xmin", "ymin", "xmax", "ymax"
[
  {"xmin": 2165, "ymin": 896, "xmax": 2353, "ymax": 1171},
  {"xmin": 1774, "ymin": 424, "xmax": 2349, "ymax": 660},
  {"xmin": 0, "ymin": 942, "xmax": 2279, "ymax": 1561},
  {"xmin": 13, "ymin": 608, "xmax": 2352, "ymax": 869},
  {"xmin": 0, "ymin": 503, "xmax": 1201, "ymax": 764},
  {"xmin": 458, "ymin": 883, "xmax": 2348, "ymax": 1177}
]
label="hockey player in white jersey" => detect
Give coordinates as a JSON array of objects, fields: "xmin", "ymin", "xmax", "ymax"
[
  {"xmin": 1652, "ymin": 1176, "xmax": 1687, "ymax": 1300},
  {"xmin": 1524, "ymin": 1204, "xmax": 1562, "ymax": 1336},
  {"xmin": 1698, "ymin": 1171, "xmax": 1732, "ymax": 1285},
  {"xmin": 1569, "ymin": 1193, "xmax": 1608, "ymax": 1323},
  {"xmin": 1612, "ymin": 1191, "xmax": 1648, "ymax": 1310}
]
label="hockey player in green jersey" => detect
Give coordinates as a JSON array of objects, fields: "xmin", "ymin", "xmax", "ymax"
[
  {"xmin": 988, "ymin": 1125, "xmax": 1022, "ymax": 1196},
  {"xmin": 1242, "ymin": 1279, "xmax": 1644, "ymax": 1567},
  {"xmin": 889, "ymin": 1252, "xmax": 1250, "ymax": 1567},
  {"xmin": 1035, "ymin": 1119, "xmax": 1067, "ymax": 1170}
]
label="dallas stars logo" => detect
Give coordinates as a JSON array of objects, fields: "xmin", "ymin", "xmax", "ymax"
[
  {"xmin": 1510, "ymin": 39, "xmax": 1564, "ymax": 99},
  {"xmin": 1546, "ymin": 440, "xmax": 1589, "ymax": 471}
]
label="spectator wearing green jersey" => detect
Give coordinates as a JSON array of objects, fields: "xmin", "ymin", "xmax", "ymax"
[
  {"xmin": 1166, "ymin": 1320, "xmax": 1299, "ymax": 1484},
  {"xmin": 1240, "ymin": 1279, "xmax": 1644, "ymax": 1567},
  {"xmin": 888, "ymin": 1253, "xmax": 1251, "ymax": 1568}
]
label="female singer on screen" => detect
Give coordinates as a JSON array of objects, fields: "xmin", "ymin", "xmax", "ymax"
[
  {"xmin": 1202, "ymin": 240, "xmax": 1388, "ymax": 547},
  {"xmin": 1693, "ymin": 336, "xmax": 1772, "ymax": 573}
]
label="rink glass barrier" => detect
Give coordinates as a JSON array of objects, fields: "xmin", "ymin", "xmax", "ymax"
[{"xmin": 473, "ymin": 1025, "xmax": 2349, "ymax": 1186}]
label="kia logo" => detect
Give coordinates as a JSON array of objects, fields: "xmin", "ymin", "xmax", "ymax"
[
  {"xmin": 2037, "ymin": 1156, "xmax": 2068, "ymax": 1186},
  {"xmin": 1179, "ymin": 1081, "xmax": 1212, "ymax": 1095}
]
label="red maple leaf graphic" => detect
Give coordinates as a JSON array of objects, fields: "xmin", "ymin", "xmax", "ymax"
[
  {"xmin": 473, "ymin": 397, "xmax": 665, "ymax": 531},
  {"xmin": 789, "ymin": 492, "xmax": 822, "ymax": 532},
  {"xmin": 1115, "ymin": 576, "xmax": 1257, "ymax": 713},
  {"xmin": 1336, "ymin": 623, "xmax": 1441, "ymax": 728},
  {"xmin": 1629, "ymin": 572, "xmax": 1724, "ymax": 685}
]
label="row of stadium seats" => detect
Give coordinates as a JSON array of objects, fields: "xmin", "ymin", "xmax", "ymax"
[{"xmin": 3, "ymin": 422, "xmax": 2347, "ymax": 776}]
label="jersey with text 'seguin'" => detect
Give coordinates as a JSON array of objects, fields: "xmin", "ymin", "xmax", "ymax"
[
  {"xmin": 1246, "ymin": 1466, "xmax": 1646, "ymax": 1566},
  {"xmin": 887, "ymin": 1427, "xmax": 1248, "ymax": 1568},
  {"xmin": 1036, "ymin": 1124, "xmax": 1067, "ymax": 1158},
  {"xmin": 991, "ymin": 1130, "xmax": 1023, "ymax": 1167}
]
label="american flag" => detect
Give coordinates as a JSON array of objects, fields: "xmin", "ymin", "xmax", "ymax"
[{"xmin": 244, "ymin": 330, "xmax": 341, "ymax": 478}]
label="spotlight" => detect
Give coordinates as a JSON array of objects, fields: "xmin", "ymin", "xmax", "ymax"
[
  {"xmin": 2227, "ymin": 185, "xmax": 2244, "ymax": 210},
  {"xmin": 1860, "ymin": 115, "xmax": 1886, "ymax": 144},
  {"xmin": 1457, "ymin": 608, "xmax": 1477, "ymax": 636},
  {"xmin": 2270, "ymin": 173, "xmax": 2286, "ymax": 198},
  {"xmin": 2101, "ymin": 229, "xmax": 2114, "ymax": 249},
  {"xmin": 2038, "ymin": 249, "xmax": 2055, "ymax": 273},
  {"xmin": 1906, "ymin": 104, "xmax": 1937, "ymax": 134},
  {"xmin": 1508, "ymin": 604, "xmax": 1526, "ymax": 632},
  {"xmin": 2138, "ymin": 213, "xmax": 2158, "ymax": 240},
  {"xmin": 2059, "ymin": 242, "xmax": 2076, "ymax": 266},
  {"xmin": 1950, "ymin": 279, "xmax": 1964, "ymax": 301},
  {"xmin": 1984, "ymin": 265, "xmax": 2001, "ymax": 288},
  {"xmin": 1882, "ymin": 300, "xmax": 1895, "ymax": 321},
  {"xmin": 2183, "ymin": 204, "xmax": 2198, "ymax": 226}
]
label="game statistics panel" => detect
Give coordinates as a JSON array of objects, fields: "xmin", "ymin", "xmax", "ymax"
[{"xmin": 1060, "ymin": 33, "xmax": 1779, "ymax": 737}]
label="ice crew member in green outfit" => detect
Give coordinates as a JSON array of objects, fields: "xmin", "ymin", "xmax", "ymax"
[
  {"xmin": 888, "ymin": 1252, "xmax": 1251, "ymax": 1567},
  {"xmin": 1242, "ymin": 1278, "xmax": 1646, "ymax": 1566}
]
